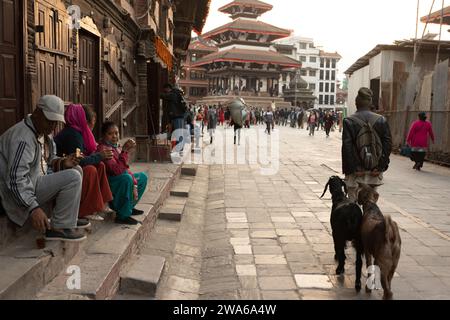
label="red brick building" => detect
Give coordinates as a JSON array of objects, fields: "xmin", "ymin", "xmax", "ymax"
[{"xmin": 179, "ymin": 38, "xmax": 217, "ymax": 104}]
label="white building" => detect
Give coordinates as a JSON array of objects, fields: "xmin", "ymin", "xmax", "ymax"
[{"xmin": 273, "ymin": 36, "xmax": 342, "ymax": 109}]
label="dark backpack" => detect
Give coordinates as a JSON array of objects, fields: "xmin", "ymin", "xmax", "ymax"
[
  {"xmin": 174, "ymin": 89, "xmax": 188, "ymax": 116},
  {"xmin": 350, "ymin": 114, "xmax": 383, "ymax": 171}
]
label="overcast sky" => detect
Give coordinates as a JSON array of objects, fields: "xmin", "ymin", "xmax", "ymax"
[{"xmin": 200, "ymin": 0, "xmax": 450, "ymax": 80}]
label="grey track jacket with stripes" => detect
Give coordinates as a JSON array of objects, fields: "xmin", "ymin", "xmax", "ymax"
[{"xmin": 0, "ymin": 115, "xmax": 59, "ymax": 227}]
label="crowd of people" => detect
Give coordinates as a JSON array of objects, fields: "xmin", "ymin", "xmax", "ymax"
[
  {"xmin": 178, "ymin": 102, "xmax": 344, "ymax": 145},
  {"xmin": 0, "ymin": 85, "xmax": 435, "ymax": 245}
]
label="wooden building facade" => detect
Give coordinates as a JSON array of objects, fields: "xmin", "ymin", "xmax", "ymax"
[{"xmin": 0, "ymin": 0, "xmax": 210, "ymax": 137}]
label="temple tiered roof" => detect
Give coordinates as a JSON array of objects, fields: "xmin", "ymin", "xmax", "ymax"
[
  {"xmin": 191, "ymin": 48, "xmax": 300, "ymax": 68},
  {"xmin": 219, "ymin": 0, "xmax": 273, "ymax": 18},
  {"xmin": 202, "ymin": 18, "xmax": 291, "ymax": 41},
  {"xmin": 188, "ymin": 39, "xmax": 218, "ymax": 53}
]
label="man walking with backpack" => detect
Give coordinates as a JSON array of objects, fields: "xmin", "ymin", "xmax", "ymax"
[{"xmin": 342, "ymin": 88, "xmax": 392, "ymax": 202}]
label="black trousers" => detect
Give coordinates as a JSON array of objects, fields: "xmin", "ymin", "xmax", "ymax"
[{"xmin": 411, "ymin": 151, "xmax": 426, "ymax": 167}]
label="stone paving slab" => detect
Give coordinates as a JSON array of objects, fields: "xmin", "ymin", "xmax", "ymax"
[{"xmin": 143, "ymin": 127, "xmax": 450, "ymax": 300}]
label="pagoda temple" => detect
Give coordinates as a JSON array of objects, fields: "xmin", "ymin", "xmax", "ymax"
[{"xmin": 191, "ymin": 0, "xmax": 301, "ymax": 108}]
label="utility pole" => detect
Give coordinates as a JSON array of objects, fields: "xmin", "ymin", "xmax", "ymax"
[
  {"xmin": 436, "ymin": 0, "xmax": 445, "ymax": 65},
  {"xmin": 414, "ymin": 0, "xmax": 420, "ymax": 65}
]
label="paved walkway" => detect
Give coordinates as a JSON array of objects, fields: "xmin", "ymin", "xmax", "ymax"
[{"xmin": 153, "ymin": 125, "xmax": 450, "ymax": 300}]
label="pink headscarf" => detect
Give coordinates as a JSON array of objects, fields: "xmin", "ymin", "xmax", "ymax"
[{"xmin": 65, "ymin": 104, "xmax": 97, "ymax": 156}]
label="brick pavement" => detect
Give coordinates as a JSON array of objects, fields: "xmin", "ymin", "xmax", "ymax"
[{"xmin": 153, "ymin": 125, "xmax": 450, "ymax": 300}]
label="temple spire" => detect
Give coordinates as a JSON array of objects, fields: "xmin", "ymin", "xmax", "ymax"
[{"xmin": 219, "ymin": 0, "xmax": 273, "ymax": 20}]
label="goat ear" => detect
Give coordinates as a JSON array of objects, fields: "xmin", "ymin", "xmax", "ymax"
[
  {"xmin": 320, "ymin": 182, "xmax": 330, "ymax": 199},
  {"xmin": 373, "ymin": 190, "xmax": 380, "ymax": 203}
]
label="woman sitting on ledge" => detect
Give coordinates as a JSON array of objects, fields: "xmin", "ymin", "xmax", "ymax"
[
  {"xmin": 54, "ymin": 104, "xmax": 113, "ymax": 221},
  {"xmin": 96, "ymin": 122, "xmax": 148, "ymax": 225}
]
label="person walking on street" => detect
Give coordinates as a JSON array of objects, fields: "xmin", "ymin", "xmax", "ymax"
[
  {"xmin": 407, "ymin": 112, "xmax": 435, "ymax": 171},
  {"xmin": 308, "ymin": 111, "xmax": 318, "ymax": 136},
  {"xmin": 208, "ymin": 106, "xmax": 218, "ymax": 144},
  {"xmin": 219, "ymin": 107, "xmax": 225, "ymax": 126},
  {"xmin": 203, "ymin": 106, "xmax": 209, "ymax": 135},
  {"xmin": 324, "ymin": 112, "xmax": 334, "ymax": 138},
  {"xmin": 298, "ymin": 108, "xmax": 305, "ymax": 129},
  {"xmin": 264, "ymin": 108, "xmax": 274, "ymax": 135},
  {"xmin": 342, "ymin": 88, "xmax": 392, "ymax": 202}
]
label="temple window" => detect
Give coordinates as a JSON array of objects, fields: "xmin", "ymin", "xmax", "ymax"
[
  {"xmin": 310, "ymin": 56, "xmax": 317, "ymax": 63},
  {"xmin": 309, "ymin": 70, "xmax": 316, "ymax": 77}
]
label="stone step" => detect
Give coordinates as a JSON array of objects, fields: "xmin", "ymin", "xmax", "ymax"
[
  {"xmin": 0, "ymin": 215, "xmax": 34, "ymax": 252},
  {"xmin": 181, "ymin": 165, "xmax": 197, "ymax": 177},
  {"xmin": 158, "ymin": 204, "xmax": 185, "ymax": 222},
  {"xmin": 170, "ymin": 186, "xmax": 190, "ymax": 198},
  {"xmin": 35, "ymin": 203, "xmax": 158, "ymax": 300},
  {"xmin": 119, "ymin": 255, "xmax": 165, "ymax": 297},
  {"xmin": 0, "ymin": 231, "xmax": 83, "ymax": 300},
  {"xmin": 31, "ymin": 163, "xmax": 181, "ymax": 300}
]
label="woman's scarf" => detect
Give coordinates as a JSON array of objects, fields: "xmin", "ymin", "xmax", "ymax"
[{"xmin": 65, "ymin": 104, "xmax": 97, "ymax": 156}]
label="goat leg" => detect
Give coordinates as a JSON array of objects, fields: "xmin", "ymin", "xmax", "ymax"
[
  {"xmin": 365, "ymin": 253, "xmax": 373, "ymax": 294},
  {"xmin": 355, "ymin": 247, "xmax": 363, "ymax": 292}
]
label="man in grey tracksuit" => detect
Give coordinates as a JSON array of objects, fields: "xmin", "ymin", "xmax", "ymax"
[{"xmin": 0, "ymin": 95, "xmax": 86, "ymax": 242}]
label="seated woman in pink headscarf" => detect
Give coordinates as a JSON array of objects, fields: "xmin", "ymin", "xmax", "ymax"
[{"xmin": 54, "ymin": 104, "xmax": 113, "ymax": 220}]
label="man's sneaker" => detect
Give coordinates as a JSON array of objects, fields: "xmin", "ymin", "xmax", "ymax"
[
  {"xmin": 76, "ymin": 219, "xmax": 92, "ymax": 229},
  {"xmin": 132, "ymin": 209, "xmax": 145, "ymax": 216},
  {"xmin": 45, "ymin": 229, "xmax": 87, "ymax": 242},
  {"xmin": 115, "ymin": 216, "xmax": 140, "ymax": 225}
]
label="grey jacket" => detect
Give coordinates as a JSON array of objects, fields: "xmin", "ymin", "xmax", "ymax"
[{"xmin": 0, "ymin": 116, "xmax": 59, "ymax": 226}]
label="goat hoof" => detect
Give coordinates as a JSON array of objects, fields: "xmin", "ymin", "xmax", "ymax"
[
  {"xmin": 355, "ymin": 282, "xmax": 362, "ymax": 292},
  {"xmin": 383, "ymin": 292, "xmax": 393, "ymax": 300},
  {"xmin": 365, "ymin": 286, "xmax": 372, "ymax": 294}
]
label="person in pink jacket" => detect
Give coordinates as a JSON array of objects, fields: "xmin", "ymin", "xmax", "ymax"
[{"xmin": 407, "ymin": 112, "xmax": 435, "ymax": 171}]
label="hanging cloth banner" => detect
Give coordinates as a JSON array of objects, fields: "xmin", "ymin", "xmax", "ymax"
[{"xmin": 155, "ymin": 36, "xmax": 173, "ymax": 71}]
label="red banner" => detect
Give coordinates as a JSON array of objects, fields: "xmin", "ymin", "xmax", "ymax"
[{"xmin": 155, "ymin": 36, "xmax": 173, "ymax": 71}]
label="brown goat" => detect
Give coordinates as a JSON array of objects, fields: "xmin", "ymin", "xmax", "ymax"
[{"xmin": 357, "ymin": 184, "xmax": 402, "ymax": 300}]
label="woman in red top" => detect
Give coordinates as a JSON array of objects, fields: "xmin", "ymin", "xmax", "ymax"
[
  {"xmin": 219, "ymin": 107, "xmax": 225, "ymax": 126},
  {"xmin": 97, "ymin": 122, "xmax": 148, "ymax": 225},
  {"xmin": 407, "ymin": 112, "xmax": 435, "ymax": 171}
]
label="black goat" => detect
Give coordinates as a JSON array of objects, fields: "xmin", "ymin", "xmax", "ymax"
[{"xmin": 321, "ymin": 176, "xmax": 363, "ymax": 291}]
